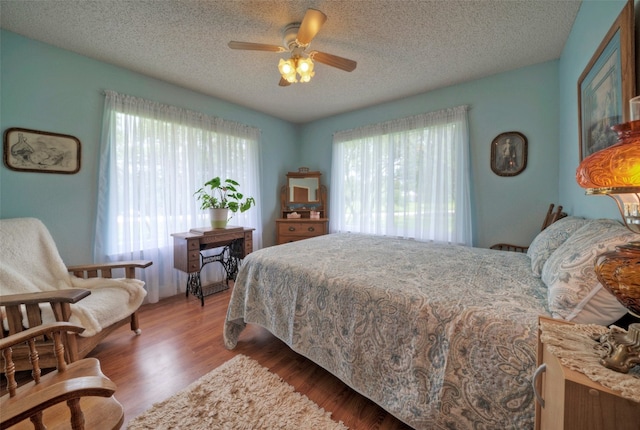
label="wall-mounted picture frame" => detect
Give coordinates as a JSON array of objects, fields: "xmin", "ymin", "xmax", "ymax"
[
  {"xmin": 577, "ymin": 0, "xmax": 635, "ymax": 161},
  {"xmin": 3, "ymin": 127, "xmax": 81, "ymax": 174},
  {"xmin": 490, "ymin": 131, "xmax": 527, "ymax": 177}
]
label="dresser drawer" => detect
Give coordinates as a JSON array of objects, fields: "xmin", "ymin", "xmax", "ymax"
[
  {"xmin": 278, "ymin": 221, "xmax": 326, "ymax": 237},
  {"xmin": 276, "ymin": 219, "xmax": 328, "ymax": 245},
  {"xmin": 278, "ymin": 234, "xmax": 307, "ymax": 244}
]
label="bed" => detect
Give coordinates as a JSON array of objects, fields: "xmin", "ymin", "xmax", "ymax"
[{"xmin": 224, "ymin": 217, "xmax": 635, "ymax": 429}]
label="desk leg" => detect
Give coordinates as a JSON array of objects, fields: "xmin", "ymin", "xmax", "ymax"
[
  {"xmin": 225, "ymin": 239, "xmax": 245, "ymax": 281},
  {"xmin": 186, "ymin": 272, "xmax": 205, "ymax": 306},
  {"xmin": 221, "ymin": 254, "xmax": 239, "ymax": 281},
  {"xmin": 186, "ymin": 241, "xmax": 243, "ymax": 306}
]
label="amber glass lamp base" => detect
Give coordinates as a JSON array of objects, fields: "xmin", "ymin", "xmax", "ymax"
[
  {"xmin": 594, "ymin": 243, "xmax": 640, "ymax": 372},
  {"xmin": 595, "ymin": 242, "xmax": 640, "ymax": 317}
]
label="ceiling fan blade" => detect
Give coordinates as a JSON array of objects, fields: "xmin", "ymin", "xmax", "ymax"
[
  {"xmin": 228, "ymin": 41, "xmax": 287, "ymax": 52},
  {"xmin": 310, "ymin": 51, "xmax": 357, "ymax": 72},
  {"xmin": 296, "ymin": 8, "xmax": 327, "ymax": 46},
  {"xmin": 279, "ymin": 77, "xmax": 291, "ymax": 87}
]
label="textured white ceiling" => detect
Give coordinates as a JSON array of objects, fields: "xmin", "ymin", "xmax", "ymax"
[{"xmin": 0, "ymin": 0, "xmax": 581, "ymax": 123}]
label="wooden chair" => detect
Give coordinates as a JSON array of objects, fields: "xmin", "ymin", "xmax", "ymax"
[
  {"xmin": 0, "ymin": 260, "xmax": 151, "ymax": 372},
  {"xmin": 1, "ymin": 322, "xmax": 123, "ymax": 430},
  {"xmin": 539, "ymin": 203, "xmax": 568, "ymax": 231},
  {"xmin": 490, "ymin": 203, "xmax": 567, "ymax": 253}
]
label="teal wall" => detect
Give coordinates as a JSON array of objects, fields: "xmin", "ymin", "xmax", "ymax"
[
  {"xmin": 301, "ymin": 61, "xmax": 560, "ymax": 248},
  {"xmin": 0, "ymin": 0, "xmax": 633, "ymax": 265},
  {"xmin": 558, "ymin": 0, "xmax": 631, "ymax": 219},
  {"xmin": 0, "ymin": 30, "xmax": 298, "ymax": 262},
  {"xmin": 300, "ymin": 0, "xmax": 634, "ymax": 248}
]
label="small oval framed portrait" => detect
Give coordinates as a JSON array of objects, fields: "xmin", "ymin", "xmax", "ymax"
[{"xmin": 490, "ymin": 131, "xmax": 527, "ymax": 177}]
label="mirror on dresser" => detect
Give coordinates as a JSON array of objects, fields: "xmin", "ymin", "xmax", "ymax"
[
  {"xmin": 276, "ymin": 168, "xmax": 328, "ymax": 245},
  {"xmin": 288, "ymin": 176, "xmax": 320, "ymax": 202}
]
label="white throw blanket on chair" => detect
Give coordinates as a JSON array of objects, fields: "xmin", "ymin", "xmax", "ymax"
[{"xmin": 0, "ymin": 217, "xmax": 147, "ymax": 337}]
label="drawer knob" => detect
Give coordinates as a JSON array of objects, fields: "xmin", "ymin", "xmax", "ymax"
[
  {"xmin": 308, "ymin": 227, "xmax": 315, "ymax": 232},
  {"xmin": 288, "ymin": 226, "xmax": 295, "ymax": 231}
]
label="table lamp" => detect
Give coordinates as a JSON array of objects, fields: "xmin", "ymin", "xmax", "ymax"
[{"xmin": 575, "ymin": 96, "xmax": 640, "ymax": 373}]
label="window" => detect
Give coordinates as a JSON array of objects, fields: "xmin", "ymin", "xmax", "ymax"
[
  {"xmin": 330, "ymin": 105, "xmax": 471, "ymax": 245},
  {"xmin": 95, "ymin": 91, "xmax": 262, "ymax": 302}
]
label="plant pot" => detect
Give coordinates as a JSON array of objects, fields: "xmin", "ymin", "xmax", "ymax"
[{"xmin": 209, "ymin": 208, "xmax": 229, "ymax": 229}]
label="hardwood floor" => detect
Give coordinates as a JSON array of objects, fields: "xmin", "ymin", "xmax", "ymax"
[{"xmin": 88, "ymin": 287, "xmax": 412, "ymax": 429}]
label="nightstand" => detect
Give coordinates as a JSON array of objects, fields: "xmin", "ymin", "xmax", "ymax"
[{"xmin": 534, "ymin": 316, "xmax": 640, "ymax": 430}]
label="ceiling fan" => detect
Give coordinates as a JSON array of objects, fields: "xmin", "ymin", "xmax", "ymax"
[{"xmin": 228, "ymin": 8, "xmax": 357, "ymax": 87}]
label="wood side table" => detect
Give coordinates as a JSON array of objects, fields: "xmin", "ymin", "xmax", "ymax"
[{"xmin": 534, "ymin": 316, "xmax": 640, "ymax": 430}]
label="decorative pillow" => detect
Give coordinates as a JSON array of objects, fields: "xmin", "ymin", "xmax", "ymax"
[
  {"xmin": 527, "ymin": 216, "xmax": 589, "ymax": 277},
  {"xmin": 541, "ymin": 218, "xmax": 635, "ymax": 325}
]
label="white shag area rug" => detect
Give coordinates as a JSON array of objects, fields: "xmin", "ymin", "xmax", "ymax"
[{"xmin": 127, "ymin": 354, "xmax": 348, "ymax": 429}]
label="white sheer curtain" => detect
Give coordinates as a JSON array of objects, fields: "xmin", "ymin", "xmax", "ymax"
[
  {"xmin": 330, "ymin": 105, "xmax": 472, "ymax": 245},
  {"xmin": 95, "ymin": 90, "xmax": 262, "ymax": 302}
]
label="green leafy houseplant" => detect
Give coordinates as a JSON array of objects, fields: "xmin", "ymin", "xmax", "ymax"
[{"xmin": 194, "ymin": 177, "xmax": 255, "ymax": 215}]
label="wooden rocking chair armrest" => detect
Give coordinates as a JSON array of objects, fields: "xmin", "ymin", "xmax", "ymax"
[
  {"xmin": 0, "ymin": 289, "xmax": 91, "ymax": 308},
  {"xmin": 66, "ymin": 260, "xmax": 152, "ymax": 272},
  {"xmin": 67, "ymin": 260, "xmax": 152, "ymax": 279},
  {"xmin": 0, "ymin": 376, "xmax": 116, "ymax": 428},
  {"xmin": 489, "ymin": 243, "xmax": 529, "ymax": 253},
  {"xmin": 0, "ymin": 322, "xmax": 85, "ymax": 350}
]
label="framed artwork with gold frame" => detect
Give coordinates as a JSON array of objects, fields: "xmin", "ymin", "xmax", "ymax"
[
  {"xmin": 490, "ymin": 131, "xmax": 527, "ymax": 177},
  {"xmin": 577, "ymin": 0, "xmax": 635, "ymax": 161}
]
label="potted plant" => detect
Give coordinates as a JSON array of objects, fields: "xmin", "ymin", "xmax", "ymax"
[{"xmin": 194, "ymin": 177, "xmax": 256, "ymax": 228}]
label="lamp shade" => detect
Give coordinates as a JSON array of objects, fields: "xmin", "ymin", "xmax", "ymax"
[
  {"xmin": 576, "ymin": 119, "xmax": 640, "ymax": 190},
  {"xmin": 296, "ymin": 57, "xmax": 315, "ymax": 83},
  {"xmin": 576, "ymin": 119, "xmax": 640, "ymax": 233},
  {"xmin": 278, "ymin": 58, "xmax": 298, "ymax": 83}
]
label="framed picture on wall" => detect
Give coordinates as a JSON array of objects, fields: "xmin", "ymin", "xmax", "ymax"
[
  {"xmin": 3, "ymin": 127, "xmax": 81, "ymax": 174},
  {"xmin": 577, "ymin": 0, "xmax": 635, "ymax": 161},
  {"xmin": 490, "ymin": 131, "xmax": 527, "ymax": 177}
]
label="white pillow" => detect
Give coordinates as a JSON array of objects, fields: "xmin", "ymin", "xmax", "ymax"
[
  {"xmin": 527, "ymin": 216, "xmax": 589, "ymax": 277},
  {"xmin": 541, "ymin": 218, "xmax": 635, "ymax": 325}
]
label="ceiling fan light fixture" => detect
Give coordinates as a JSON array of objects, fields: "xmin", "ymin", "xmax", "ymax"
[
  {"xmin": 278, "ymin": 57, "xmax": 315, "ymax": 84},
  {"xmin": 296, "ymin": 57, "xmax": 315, "ymax": 83},
  {"xmin": 278, "ymin": 58, "xmax": 297, "ymax": 83},
  {"xmin": 229, "ymin": 8, "xmax": 355, "ymax": 87}
]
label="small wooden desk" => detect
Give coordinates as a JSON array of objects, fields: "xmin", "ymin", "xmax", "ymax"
[{"xmin": 171, "ymin": 226, "xmax": 253, "ymax": 305}]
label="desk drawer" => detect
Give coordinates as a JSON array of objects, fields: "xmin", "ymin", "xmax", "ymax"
[
  {"xmin": 200, "ymin": 232, "xmax": 243, "ymax": 246},
  {"xmin": 187, "ymin": 250, "xmax": 200, "ymax": 272},
  {"xmin": 243, "ymin": 231, "xmax": 253, "ymax": 255}
]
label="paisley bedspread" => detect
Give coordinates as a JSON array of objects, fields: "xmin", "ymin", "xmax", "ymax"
[{"xmin": 224, "ymin": 233, "xmax": 550, "ymax": 429}]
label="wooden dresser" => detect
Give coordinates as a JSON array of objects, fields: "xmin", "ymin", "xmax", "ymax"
[{"xmin": 276, "ymin": 168, "xmax": 329, "ymax": 245}]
